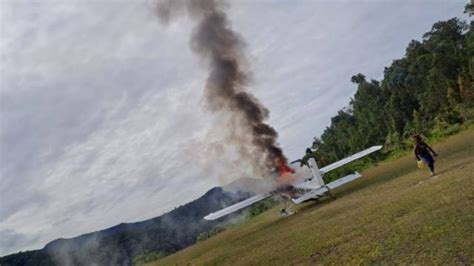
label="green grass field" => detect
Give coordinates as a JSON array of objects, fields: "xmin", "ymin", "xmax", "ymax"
[{"xmin": 148, "ymin": 130, "xmax": 474, "ymax": 265}]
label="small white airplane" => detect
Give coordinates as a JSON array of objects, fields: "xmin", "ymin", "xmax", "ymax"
[{"xmin": 204, "ymin": 145, "xmax": 383, "ymax": 220}]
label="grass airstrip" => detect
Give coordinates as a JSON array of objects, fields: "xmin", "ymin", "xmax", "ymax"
[{"xmin": 148, "ymin": 129, "xmax": 473, "ymax": 265}]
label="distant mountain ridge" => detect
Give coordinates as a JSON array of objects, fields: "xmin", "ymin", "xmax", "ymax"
[{"xmin": 0, "ymin": 184, "xmax": 255, "ymax": 266}]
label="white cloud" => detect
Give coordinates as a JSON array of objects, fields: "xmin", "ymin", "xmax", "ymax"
[{"xmin": 0, "ymin": 0, "xmax": 467, "ymax": 256}]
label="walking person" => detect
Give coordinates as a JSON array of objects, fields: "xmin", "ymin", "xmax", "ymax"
[
  {"xmin": 413, "ymin": 134, "xmax": 438, "ymax": 176},
  {"xmin": 291, "ymin": 148, "xmax": 318, "ymax": 168}
]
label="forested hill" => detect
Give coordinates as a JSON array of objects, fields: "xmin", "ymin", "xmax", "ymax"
[
  {"xmin": 307, "ymin": 8, "xmax": 473, "ymax": 175},
  {"xmin": 0, "ymin": 187, "xmax": 252, "ymax": 266}
]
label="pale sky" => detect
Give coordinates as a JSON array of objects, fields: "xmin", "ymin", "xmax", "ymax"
[{"xmin": 0, "ymin": 0, "xmax": 467, "ymax": 256}]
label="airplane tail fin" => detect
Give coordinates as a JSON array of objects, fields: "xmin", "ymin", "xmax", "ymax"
[{"xmin": 308, "ymin": 157, "xmax": 325, "ymax": 186}]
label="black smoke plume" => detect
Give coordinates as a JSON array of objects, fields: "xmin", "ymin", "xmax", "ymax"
[{"xmin": 156, "ymin": 0, "xmax": 287, "ymax": 176}]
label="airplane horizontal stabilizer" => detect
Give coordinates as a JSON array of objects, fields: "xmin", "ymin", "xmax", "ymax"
[
  {"xmin": 326, "ymin": 172, "xmax": 361, "ymax": 190},
  {"xmin": 291, "ymin": 186, "xmax": 328, "ymax": 204},
  {"xmin": 204, "ymin": 193, "xmax": 274, "ymax": 220},
  {"xmin": 294, "ymin": 177, "xmax": 323, "ymax": 190}
]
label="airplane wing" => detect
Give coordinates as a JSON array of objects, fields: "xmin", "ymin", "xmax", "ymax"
[
  {"xmin": 319, "ymin": 145, "xmax": 383, "ymax": 174},
  {"xmin": 204, "ymin": 192, "xmax": 274, "ymax": 220},
  {"xmin": 292, "ymin": 172, "xmax": 362, "ymax": 204}
]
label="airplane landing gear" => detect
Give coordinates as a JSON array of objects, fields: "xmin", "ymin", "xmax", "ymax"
[
  {"xmin": 280, "ymin": 208, "xmax": 290, "ymax": 216},
  {"xmin": 280, "ymin": 199, "xmax": 295, "ymax": 217}
]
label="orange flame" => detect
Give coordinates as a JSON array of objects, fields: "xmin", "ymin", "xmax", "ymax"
[{"xmin": 276, "ymin": 157, "xmax": 295, "ymax": 184}]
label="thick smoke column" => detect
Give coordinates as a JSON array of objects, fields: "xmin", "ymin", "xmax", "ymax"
[{"xmin": 156, "ymin": 0, "xmax": 288, "ymax": 176}]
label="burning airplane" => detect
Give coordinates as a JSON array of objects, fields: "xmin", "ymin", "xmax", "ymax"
[
  {"xmin": 155, "ymin": 0, "xmax": 383, "ymax": 219},
  {"xmin": 204, "ymin": 145, "xmax": 382, "ymax": 220}
]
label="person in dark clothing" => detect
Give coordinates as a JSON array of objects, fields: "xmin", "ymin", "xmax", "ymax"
[
  {"xmin": 290, "ymin": 148, "xmax": 317, "ymax": 167},
  {"xmin": 300, "ymin": 148, "xmax": 317, "ymax": 167},
  {"xmin": 413, "ymin": 134, "xmax": 438, "ymax": 176}
]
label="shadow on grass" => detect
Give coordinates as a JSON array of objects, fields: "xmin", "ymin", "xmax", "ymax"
[
  {"xmin": 296, "ymin": 198, "xmax": 335, "ymax": 213},
  {"xmin": 435, "ymin": 162, "xmax": 467, "ymax": 176}
]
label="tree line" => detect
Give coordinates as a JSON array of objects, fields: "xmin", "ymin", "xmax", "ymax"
[{"xmin": 306, "ymin": 5, "xmax": 473, "ymax": 180}]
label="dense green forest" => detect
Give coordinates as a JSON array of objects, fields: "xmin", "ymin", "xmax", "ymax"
[{"xmin": 307, "ymin": 6, "xmax": 473, "ymax": 180}]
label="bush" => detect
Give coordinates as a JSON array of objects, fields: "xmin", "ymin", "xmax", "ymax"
[
  {"xmin": 196, "ymin": 227, "xmax": 226, "ymax": 242},
  {"xmin": 133, "ymin": 251, "xmax": 167, "ymax": 265},
  {"xmin": 248, "ymin": 198, "xmax": 277, "ymax": 218}
]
